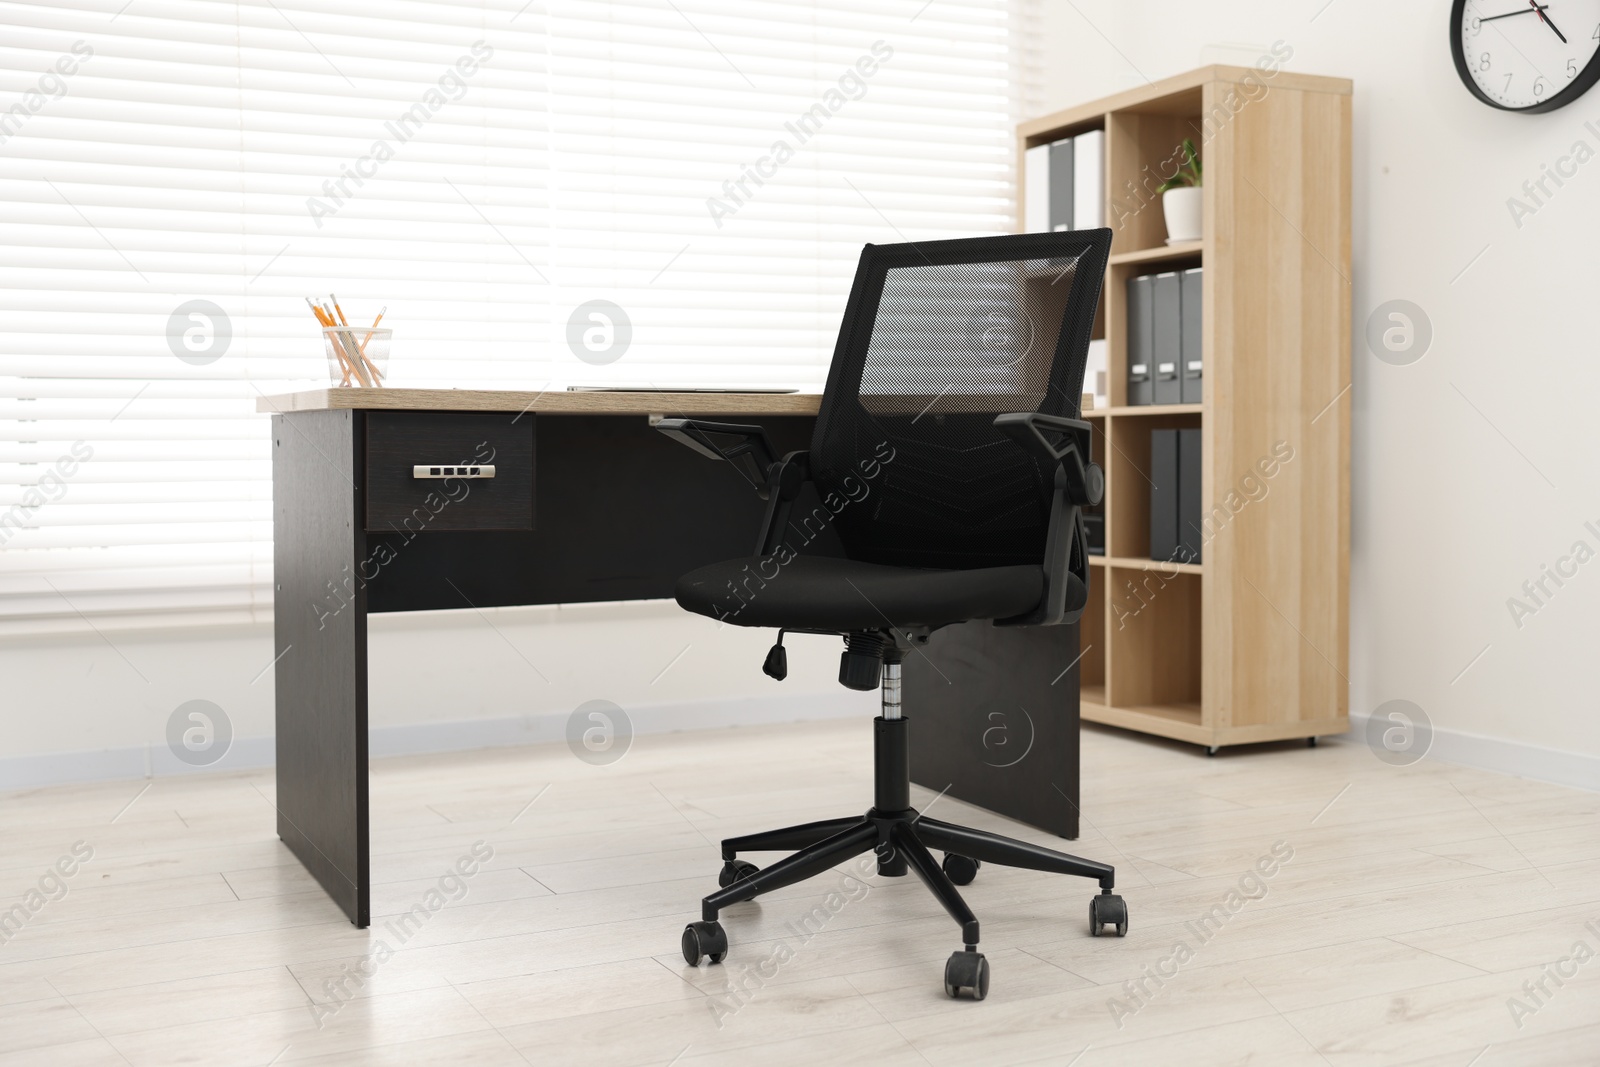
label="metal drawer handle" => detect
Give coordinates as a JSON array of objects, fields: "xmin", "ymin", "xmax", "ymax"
[{"xmin": 413, "ymin": 465, "xmax": 495, "ymax": 479}]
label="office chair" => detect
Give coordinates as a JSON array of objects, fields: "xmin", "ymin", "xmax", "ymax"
[{"xmin": 656, "ymin": 229, "xmax": 1126, "ymax": 1001}]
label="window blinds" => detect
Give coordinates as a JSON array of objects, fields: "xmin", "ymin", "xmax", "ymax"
[{"xmin": 0, "ymin": 0, "xmax": 1025, "ymax": 633}]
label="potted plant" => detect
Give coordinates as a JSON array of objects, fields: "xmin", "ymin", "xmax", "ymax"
[{"xmin": 1159, "ymin": 139, "xmax": 1202, "ymax": 244}]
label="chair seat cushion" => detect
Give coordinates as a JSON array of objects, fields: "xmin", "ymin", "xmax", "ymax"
[{"xmin": 675, "ymin": 555, "xmax": 1047, "ymax": 630}]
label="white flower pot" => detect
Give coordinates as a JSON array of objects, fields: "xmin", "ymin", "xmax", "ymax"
[{"xmin": 1162, "ymin": 186, "xmax": 1202, "ymax": 244}]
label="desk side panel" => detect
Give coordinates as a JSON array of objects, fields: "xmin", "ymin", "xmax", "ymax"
[
  {"xmin": 272, "ymin": 410, "xmax": 369, "ymax": 926},
  {"xmin": 905, "ymin": 620, "xmax": 1080, "ymax": 839}
]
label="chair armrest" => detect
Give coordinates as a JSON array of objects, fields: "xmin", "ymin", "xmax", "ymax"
[
  {"xmin": 994, "ymin": 412, "xmax": 1100, "ymax": 628},
  {"xmin": 993, "ymin": 412, "xmax": 1102, "ymax": 506},
  {"xmin": 653, "ymin": 418, "xmax": 780, "ymax": 497},
  {"xmin": 753, "ymin": 451, "xmax": 810, "ymax": 556},
  {"xmin": 652, "ymin": 418, "xmax": 810, "ymax": 555}
]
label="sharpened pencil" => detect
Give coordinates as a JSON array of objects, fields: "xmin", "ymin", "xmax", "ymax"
[{"xmin": 359, "ymin": 307, "xmax": 387, "ymax": 354}]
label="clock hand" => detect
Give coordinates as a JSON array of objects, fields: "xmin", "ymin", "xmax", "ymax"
[
  {"xmin": 1530, "ymin": 0, "xmax": 1569, "ymax": 42},
  {"xmin": 1479, "ymin": 3, "xmax": 1547, "ymax": 20}
]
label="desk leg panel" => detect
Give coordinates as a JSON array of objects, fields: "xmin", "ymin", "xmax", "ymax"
[
  {"xmin": 905, "ymin": 621, "xmax": 1080, "ymax": 839},
  {"xmin": 272, "ymin": 411, "xmax": 369, "ymax": 927}
]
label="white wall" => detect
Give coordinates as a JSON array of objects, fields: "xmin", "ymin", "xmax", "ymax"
[
  {"xmin": 1039, "ymin": 2, "xmax": 1600, "ymax": 771},
  {"xmin": 13, "ymin": 1, "xmax": 1600, "ymax": 789},
  {"xmin": 0, "ymin": 602, "xmax": 871, "ymax": 788}
]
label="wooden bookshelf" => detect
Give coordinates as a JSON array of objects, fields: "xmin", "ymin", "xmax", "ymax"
[{"xmin": 1021, "ymin": 66, "xmax": 1352, "ymax": 752}]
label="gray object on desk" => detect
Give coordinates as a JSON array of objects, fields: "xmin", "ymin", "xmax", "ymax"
[{"xmin": 568, "ymin": 385, "xmax": 800, "ymax": 393}]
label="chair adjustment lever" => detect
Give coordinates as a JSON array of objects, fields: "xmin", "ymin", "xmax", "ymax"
[{"xmin": 762, "ymin": 630, "xmax": 788, "ymax": 681}]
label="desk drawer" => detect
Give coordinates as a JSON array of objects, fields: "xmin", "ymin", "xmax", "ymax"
[{"xmin": 365, "ymin": 413, "xmax": 534, "ymax": 532}]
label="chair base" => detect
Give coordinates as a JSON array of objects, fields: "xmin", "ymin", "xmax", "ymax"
[{"xmin": 680, "ymin": 715, "xmax": 1127, "ymax": 1000}]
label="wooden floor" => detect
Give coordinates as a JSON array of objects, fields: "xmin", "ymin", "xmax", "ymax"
[{"xmin": 2, "ymin": 718, "xmax": 1598, "ymax": 1066}]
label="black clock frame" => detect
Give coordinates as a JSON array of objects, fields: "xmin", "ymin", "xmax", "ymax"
[{"xmin": 1451, "ymin": 0, "xmax": 1600, "ymax": 113}]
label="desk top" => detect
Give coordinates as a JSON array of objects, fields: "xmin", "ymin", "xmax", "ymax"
[{"xmin": 256, "ymin": 388, "xmax": 823, "ymax": 416}]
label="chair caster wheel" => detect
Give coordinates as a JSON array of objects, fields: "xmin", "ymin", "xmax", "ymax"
[
  {"xmin": 941, "ymin": 853, "xmax": 979, "ymax": 886},
  {"xmin": 719, "ymin": 859, "xmax": 760, "ymax": 900},
  {"xmin": 681, "ymin": 920, "xmax": 728, "ymax": 966},
  {"xmin": 1090, "ymin": 893, "xmax": 1128, "ymax": 937},
  {"xmin": 944, "ymin": 949, "xmax": 989, "ymax": 1000}
]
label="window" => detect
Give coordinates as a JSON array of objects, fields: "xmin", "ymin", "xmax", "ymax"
[{"xmin": 0, "ymin": 0, "xmax": 1028, "ymax": 632}]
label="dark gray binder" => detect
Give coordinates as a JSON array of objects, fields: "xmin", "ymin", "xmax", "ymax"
[
  {"xmin": 1181, "ymin": 267, "xmax": 1203, "ymax": 404},
  {"xmin": 1048, "ymin": 139, "xmax": 1074, "ymax": 231},
  {"xmin": 1126, "ymin": 274, "xmax": 1153, "ymax": 405},
  {"xmin": 1177, "ymin": 427, "xmax": 1202, "ymax": 564},
  {"xmin": 1149, "ymin": 429, "xmax": 1179, "ymax": 562},
  {"xmin": 1152, "ymin": 271, "xmax": 1182, "ymax": 405}
]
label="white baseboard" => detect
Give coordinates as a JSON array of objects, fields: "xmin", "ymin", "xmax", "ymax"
[
  {"xmin": 0, "ymin": 693, "xmax": 872, "ymax": 791},
  {"xmin": 14, "ymin": 699, "xmax": 1595, "ymax": 795},
  {"xmin": 1343, "ymin": 710, "xmax": 1600, "ymax": 793}
]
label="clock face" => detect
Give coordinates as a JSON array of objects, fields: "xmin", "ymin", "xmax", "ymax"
[{"xmin": 1453, "ymin": 0, "xmax": 1600, "ymax": 112}]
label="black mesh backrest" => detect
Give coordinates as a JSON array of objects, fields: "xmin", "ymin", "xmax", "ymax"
[{"xmin": 811, "ymin": 230, "xmax": 1111, "ymax": 570}]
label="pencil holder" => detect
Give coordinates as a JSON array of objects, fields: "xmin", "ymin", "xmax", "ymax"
[{"xmin": 323, "ymin": 326, "xmax": 391, "ymax": 387}]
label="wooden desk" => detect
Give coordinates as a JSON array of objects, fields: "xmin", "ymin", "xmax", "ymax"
[
  {"xmin": 256, "ymin": 387, "xmax": 824, "ymax": 417},
  {"xmin": 259, "ymin": 389, "xmax": 1082, "ymax": 926}
]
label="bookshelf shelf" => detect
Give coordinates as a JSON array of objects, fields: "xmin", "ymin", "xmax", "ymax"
[
  {"xmin": 1108, "ymin": 241, "xmax": 1204, "ymax": 267},
  {"xmin": 1019, "ymin": 65, "xmax": 1352, "ymax": 752},
  {"xmin": 1104, "ymin": 556, "xmax": 1203, "ymax": 576},
  {"xmin": 1080, "ymin": 700, "xmax": 1208, "ymax": 745},
  {"xmin": 1083, "ymin": 403, "xmax": 1203, "ymax": 418}
]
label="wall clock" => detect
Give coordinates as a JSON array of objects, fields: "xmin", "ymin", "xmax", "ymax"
[{"xmin": 1452, "ymin": 0, "xmax": 1600, "ymax": 112}]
